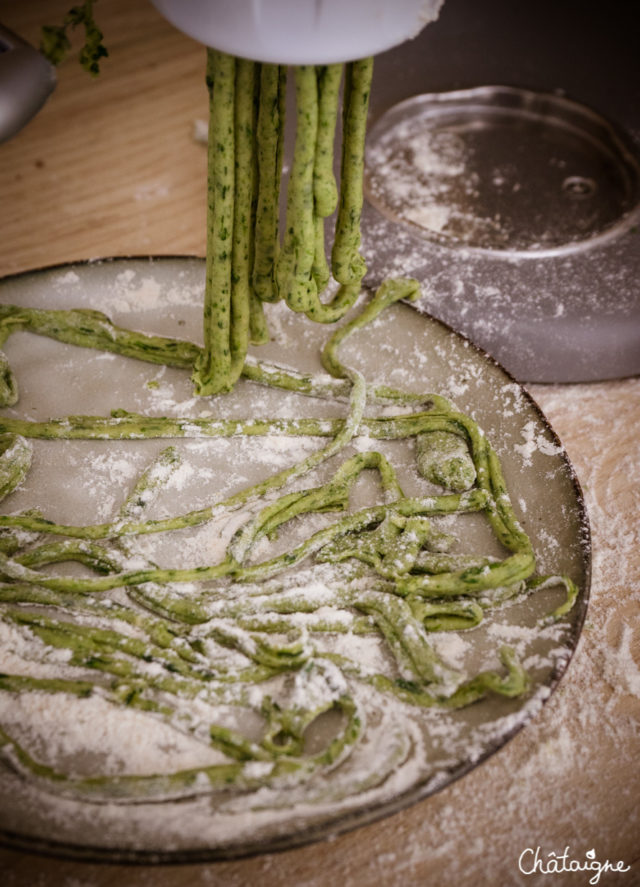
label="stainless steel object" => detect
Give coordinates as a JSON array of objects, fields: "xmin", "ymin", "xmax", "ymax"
[
  {"xmin": 365, "ymin": 87, "xmax": 640, "ymax": 255},
  {"xmin": 363, "ymin": 0, "xmax": 640, "ymax": 383},
  {"xmin": 0, "ymin": 24, "xmax": 56, "ymax": 143}
]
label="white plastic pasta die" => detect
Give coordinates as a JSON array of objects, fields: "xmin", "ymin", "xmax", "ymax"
[{"xmin": 150, "ymin": 0, "xmax": 444, "ymax": 64}]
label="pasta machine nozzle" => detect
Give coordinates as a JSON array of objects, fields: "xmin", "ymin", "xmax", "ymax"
[{"xmin": 149, "ymin": 0, "xmax": 443, "ymax": 65}]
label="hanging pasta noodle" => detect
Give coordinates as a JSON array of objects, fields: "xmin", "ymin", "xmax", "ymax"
[
  {"xmin": 252, "ymin": 63, "xmax": 286, "ymax": 305},
  {"xmin": 192, "ymin": 50, "xmax": 236, "ymax": 395},
  {"xmin": 193, "ymin": 50, "xmax": 374, "ymax": 394}
]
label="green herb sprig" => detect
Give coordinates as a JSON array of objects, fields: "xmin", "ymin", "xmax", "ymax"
[{"xmin": 40, "ymin": 0, "xmax": 108, "ymax": 76}]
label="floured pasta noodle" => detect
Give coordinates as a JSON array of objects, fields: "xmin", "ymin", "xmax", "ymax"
[
  {"xmin": 0, "ymin": 279, "xmax": 577, "ymax": 804},
  {"xmin": 193, "ymin": 51, "xmax": 372, "ymax": 395},
  {"xmin": 0, "ymin": 49, "xmax": 578, "ymax": 810}
]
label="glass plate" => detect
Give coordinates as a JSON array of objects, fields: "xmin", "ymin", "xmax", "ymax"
[{"xmin": 0, "ymin": 257, "xmax": 589, "ymax": 862}]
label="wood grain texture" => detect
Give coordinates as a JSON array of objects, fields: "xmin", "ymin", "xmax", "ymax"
[
  {"xmin": 0, "ymin": 0, "xmax": 207, "ymax": 274},
  {"xmin": 0, "ymin": 1, "xmax": 639, "ymax": 884}
]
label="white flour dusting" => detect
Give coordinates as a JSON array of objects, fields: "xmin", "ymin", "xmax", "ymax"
[{"xmin": 0, "ymin": 260, "xmax": 591, "ymax": 864}]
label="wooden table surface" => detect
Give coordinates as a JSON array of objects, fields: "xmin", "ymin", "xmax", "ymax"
[{"xmin": 1, "ymin": 2, "xmax": 639, "ymax": 885}]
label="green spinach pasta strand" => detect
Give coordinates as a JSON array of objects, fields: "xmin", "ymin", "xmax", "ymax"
[
  {"xmin": 276, "ymin": 65, "xmax": 319, "ymax": 312},
  {"xmin": 193, "ymin": 50, "xmax": 236, "ymax": 395},
  {"xmin": 230, "ymin": 57, "xmax": 265, "ymax": 375},
  {"xmin": 252, "ymin": 63, "xmax": 285, "ymax": 304},
  {"xmin": 331, "ymin": 57, "xmax": 372, "ymax": 287}
]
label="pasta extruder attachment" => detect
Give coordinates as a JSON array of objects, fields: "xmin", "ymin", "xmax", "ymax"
[
  {"xmin": 149, "ymin": 0, "xmax": 444, "ymax": 64},
  {"xmin": 0, "ymin": 24, "xmax": 56, "ymax": 143}
]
